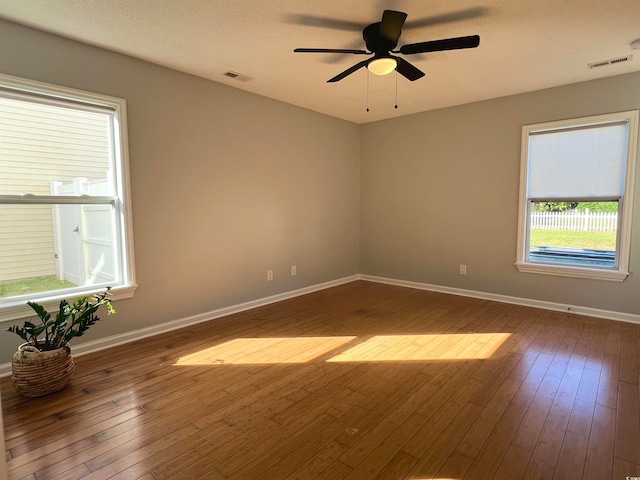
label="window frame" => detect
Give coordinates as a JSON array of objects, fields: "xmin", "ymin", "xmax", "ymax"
[
  {"xmin": 0, "ymin": 73, "xmax": 137, "ymax": 322},
  {"xmin": 515, "ymin": 110, "xmax": 638, "ymax": 282}
]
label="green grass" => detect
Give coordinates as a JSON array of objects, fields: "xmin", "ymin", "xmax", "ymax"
[
  {"xmin": 0, "ymin": 275, "xmax": 76, "ymax": 299},
  {"xmin": 530, "ymin": 229, "xmax": 616, "ymax": 251}
]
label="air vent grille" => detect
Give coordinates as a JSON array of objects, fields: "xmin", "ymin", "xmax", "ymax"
[
  {"xmin": 588, "ymin": 55, "xmax": 633, "ymax": 69},
  {"xmin": 222, "ymin": 71, "xmax": 254, "ymax": 82}
]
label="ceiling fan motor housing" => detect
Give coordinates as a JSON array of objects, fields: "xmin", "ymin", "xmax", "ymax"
[{"xmin": 363, "ymin": 22, "xmax": 397, "ymax": 57}]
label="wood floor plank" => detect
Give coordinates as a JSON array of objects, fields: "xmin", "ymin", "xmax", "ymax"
[
  {"xmin": 620, "ymin": 323, "xmax": 638, "ymax": 385},
  {"xmin": 84, "ymin": 422, "xmax": 206, "ymax": 476},
  {"xmin": 572, "ymin": 320, "xmax": 595, "ymax": 358},
  {"xmin": 405, "ymin": 402, "xmax": 483, "ymax": 479},
  {"xmin": 47, "ymin": 463, "xmax": 91, "ymax": 480},
  {"xmin": 461, "ymin": 352, "xmax": 554, "ymax": 479},
  {"xmin": 338, "ymin": 372, "xmax": 436, "ymax": 468},
  {"xmin": 156, "ymin": 418, "xmax": 282, "ymax": 479},
  {"xmin": 457, "ymin": 376, "xmax": 522, "ymax": 459},
  {"xmin": 612, "ymin": 456, "xmax": 640, "ymax": 480},
  {"xmin": 312, "ymin": 460, "xmax": 352, "ymax": 480},
  {"xmin": 6, "ymin": 399, "xmax": 121, "ymax": 453},
  {"xmin": 512, "ymin": 370, "xmax": 561, "ymax": 452},
  {"xmin": 338, "ymin": 408, "xmax": 428, "ymax": 479},
  {"xmin": 605, "ymin": 321, "xmax": 622, "ymax": 356},
  {"xmin": 469, "ymin": 351, "xmax": 522, "ymax": 407},
  {"xmin": 597, "ymin": 352, "xmax": 620, "ymax": 409},
  {"xmin": 585, "ymin": 318, "xmax": 609, "ymax": 371},
  {"xmin": 615, "ymin": 380, "xmax": 640, "ymax": 464},
  {"xmin": 492, "ymin": 444, "xmax": 531, "ymax": 480},
  {"xmin": 283, "ymin": 441, "xmax": 349, "ymax": 480},
  {"xmin": 583, "ymin": 404, "xmax": 616, "ymax": 480},
  {"xmin": 402, "ymin": 378, "xmax": 483, "ymax": 460},
  {"xmin": 371, "ymin": 451, "xmax": 418, "ymax": 480},
  {"xmin": 1, "ymin": 281, "xmax": 637, "ymax": 480},
  {"xmin": 6, "ymin": 407, "xmax": 146, "ymax": 479},
  {"xmin": 522, "ymin": 405, "xmax": 571, "ymax": 480},
  {"xmin": 433, "ymin": 450, "xmax": 475, "ymax": 480},
  {"xmin": 252, "ymin": 414, "xmax": 355, "ymax": 480},
  {"xmin": 553, "ymin": 430, "xmax": 588, "ymax": 480},
  {"xmin": 225, "ymin": 413, "xmax": 337, "ymax": 480},
  {"xmin": 567, "ymin": 366, "xmax": 600, "ymax": 437}
]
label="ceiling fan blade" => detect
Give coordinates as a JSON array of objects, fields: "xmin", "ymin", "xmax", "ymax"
[
  {"xmin": 379, "ymin": 10, "xmax": 408, "ymax": 45},
  {"xmin": 322, "ymin": 40, "xmax": 372, "ymax": 64},
  {"xmin": 294, "ymin": 48, "xmax": 369, "ymax": 54},
  {"xmin": 393, "ymin": 57, "xmax": 425, "ymax": 81},
  {"xmin": 404, "ymin": 7, "xmax": 489, "ymax": 30},
  {"xmin": 283, "ymin": 14, "xmax": 364, "ymax": 31},
  {"xmin": 399, "ymin": 35, "xmax": 480, "ymax": 55},
  {"xmin": 327, "ymin": 60, "xmax": 370, "ymax": 83}
]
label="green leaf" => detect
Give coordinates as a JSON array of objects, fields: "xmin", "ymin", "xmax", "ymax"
[{"xmin": 4, "ymin": 288, "xmax": 116, "ymax": 350}]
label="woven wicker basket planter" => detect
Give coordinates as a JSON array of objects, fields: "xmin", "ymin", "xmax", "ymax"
[{"xmin": 11, "ymin": 344, "xmax": 75, "ymax": 397}]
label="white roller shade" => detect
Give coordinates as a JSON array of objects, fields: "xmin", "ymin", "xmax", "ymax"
[{"xmin": 528, "ymin": 122, "xmax": 628, "ymax": 199}]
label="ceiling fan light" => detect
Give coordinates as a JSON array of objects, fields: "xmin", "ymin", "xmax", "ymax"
[{"xmin": 368, "ymin": 57, "xmax": 397, "ymax": 75}]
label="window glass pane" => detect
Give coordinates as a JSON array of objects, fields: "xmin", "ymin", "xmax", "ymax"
[
  {"xmin": 528, "ymin": 201, "xmax": 618, "ymax": 268},
  {"xmin": 528, "ymin": 122, "xmax": 627, "ymax": 199},
  {"xmin": 517, "ymin": 111, "xmax": 637, "ymax": 280},
  {"xmin": 0, "ymin": 203, "xmax": 119, "ymax": 300},
  {"xmin": 0, "ymin": 96, "xmax": 115, "ymax": 196}
]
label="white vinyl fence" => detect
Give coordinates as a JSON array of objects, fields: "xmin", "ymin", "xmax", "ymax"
[
  {"xmin": 51, "ymin": 178, "xmax": 117, "ymax": 286},
  {"xmin": 531, "ymin": 209, "xmax": 617, "ymax": 231}
]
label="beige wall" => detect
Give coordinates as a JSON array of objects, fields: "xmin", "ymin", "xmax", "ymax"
[
  {"xmin": 1, "ymin": 19, "xmax": 639, "ymax": 365},
  {"xmin": 0, "ymin": 20, "xmax": 361, "ymax": 362},
  {"xmin": 360, "ymin": 71, "xmax": 640, "ymax": 315}
]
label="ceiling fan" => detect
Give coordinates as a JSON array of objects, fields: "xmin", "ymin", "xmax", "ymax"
[{"xmin": 294, "ymin": 10, "xmax": 480, "ymax": 83}]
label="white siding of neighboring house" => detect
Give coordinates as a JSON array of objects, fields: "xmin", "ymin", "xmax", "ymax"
[{"xmin": 0, "ymin": 97, "xmax": 111, "ymax": 283}]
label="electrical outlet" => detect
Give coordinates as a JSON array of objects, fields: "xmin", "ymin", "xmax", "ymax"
[
  {"xmin": 267, "ymin": 269, "xmax": 273, "ymax": 281},
  {"xmin": 291, "ymin": 265, "xmax": 297, "ymax": 276},
  {"xmin": 459, "ymin": 264, "xmax": 467, "ymax": 275}
]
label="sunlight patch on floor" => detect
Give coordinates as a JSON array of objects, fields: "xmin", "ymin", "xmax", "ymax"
[
  {"xmin": 174, "ymin": 336, "xmax": 357, "ymax": 365},
  {"xmin": 326, "ymin": 333, "xmax": 511, "ymax": 362},
  {"xmin": 174, "ymin": 332, "xmax": 511, "ymax": 366}
]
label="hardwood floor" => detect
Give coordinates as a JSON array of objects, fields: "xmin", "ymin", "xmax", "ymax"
[{"xmin": 2, "ymin": 280, "xmax": 639, "ymax": 479}]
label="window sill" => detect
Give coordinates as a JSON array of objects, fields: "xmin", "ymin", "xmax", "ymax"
[
  {"xmin": 0, "ymin": 284, "xmax": 137, "ymax": 324},
  {"xmin": 515, "ymin": 262, "xmax": 628, "ymax": 282}
]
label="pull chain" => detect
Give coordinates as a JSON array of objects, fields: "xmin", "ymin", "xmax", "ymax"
[
  {"xmin": 365, "ymin": 70, "xmax": 399, "ymax": 112},
  {"xmin": 394, "ymin": 71, "xmax": 398, "ymax": 109},
  {"xmin": 366, "ymin": 69, "xmax": 370, "ymax": 112}
]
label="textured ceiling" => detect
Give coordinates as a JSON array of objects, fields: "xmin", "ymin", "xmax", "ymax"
[{"xmin": 2, "ymin": 0, "xmax": 640, "ymax": 124}]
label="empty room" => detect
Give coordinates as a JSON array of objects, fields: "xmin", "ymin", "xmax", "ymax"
[{"xmin": 0, "ymin": 1, "xmax": 639, "ymax": 479}]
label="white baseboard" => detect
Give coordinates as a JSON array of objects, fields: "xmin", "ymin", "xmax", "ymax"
[
  {"xmin": 0, "ymin": 275, "xmax": 358, "ymax": 378},
  {"xmin": 2, "ymin": 273, "xmax": 637, "ymax": 378},
  {"xmin": 359, "ymin": 274, "xmax": 640, "ymax": 325}
]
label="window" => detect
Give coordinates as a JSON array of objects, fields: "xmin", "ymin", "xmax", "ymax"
[
  {"xmin": 516, "ymin": 111, "xmax": 638, "ymax": 281},
  {"xmin": 0, "ymin": 74, "xmax": 136, "ymax": 320}
]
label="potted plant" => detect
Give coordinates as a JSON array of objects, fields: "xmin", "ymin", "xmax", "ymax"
[{"xmin": 4, "ymin": 288, "xmax": 115, "ymax": 397}]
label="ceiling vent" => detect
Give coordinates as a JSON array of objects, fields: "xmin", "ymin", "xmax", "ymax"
[
  {"xmin": 222, "ymin": 71, "xmax": 254, "ymax": 82},
  {"xmin": 588, "ymin": 55, "xmax": 633, "ymax": 69}
]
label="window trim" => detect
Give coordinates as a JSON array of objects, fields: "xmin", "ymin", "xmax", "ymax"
[
  {"xmin": 515, "ymin": 110, "xmax": 638, "ymax": 282},
  {"xmin": 0, "ymin": 73, "xmax": 137, "ymax": 322}
]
